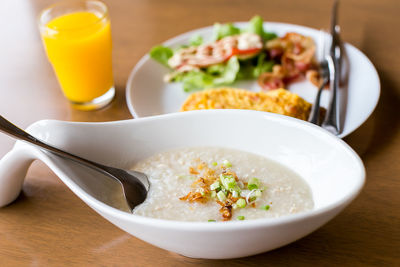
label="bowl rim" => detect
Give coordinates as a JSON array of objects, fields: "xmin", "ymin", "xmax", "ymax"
[{"xmin": 28, "ymin": 110, "xmax": 366, "ymax": 230}]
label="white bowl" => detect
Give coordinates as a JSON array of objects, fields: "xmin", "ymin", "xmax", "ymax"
[{"xmin": 0, "ymin": 110, "xmax": 365, "ymax": 259}]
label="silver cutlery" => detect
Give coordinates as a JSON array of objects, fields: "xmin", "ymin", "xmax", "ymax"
[
  {"xmin": 0, "ymin": 115, "xmax": 150, "ymax": 211},
  {"xmin": 308, "ymin": 31, "xmax": 331, "ymax": 125},
  {"xmin": 322, "ymin": 0, "xmax": 342, "ymax": 135}
]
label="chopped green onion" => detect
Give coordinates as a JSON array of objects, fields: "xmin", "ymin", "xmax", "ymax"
[
  {"xmin": 236, "ymin": 198, "xmax": 246, "ymax": 208},
  {"xmin": 248, "ymin": 184, "xmax": 258, "ymax": 190},
  {"xmin": 247, "ymin": 177, "xmax": 260, "ymax": 190},
  {"xmin": 210, "ymin": 181, "xmax": 221, "ymax": 190},
  {"xmin": 210, "ymin": 190, "xmax": 217, "ymax": 198},
  {"xmin": 217, "ymin": 191, "xmax": 226, "ymax": 202},
  {"xmin": 246, "ymin": 189, "xmax": 259, "ymax": 204},
  {"xmin": 208, "ymin": 219, "xmax": 216, "ymax": 222},
  {"xmin": 212, "ymin": 162, "xmax": 218, "ymax": 166},
  {"xmin": 262, "ymin": 205, "xmax": 270, "ymax": 211},
  {"xmin": 237, "ymin": 215, "xmax": 245, "ymax": 220},
  {"xmin": 232, "ymin": 191, "xmax": 239, "ymax": 198},
  {"xmin": 220, "ymin": 174, "xmax": 241, "ymax": 193},
  {"xmin": 232, "ymin": 203, "xmax": 238, "ymax": 209},
  {"xmin": 223, "ymin": 160, "xmax": 232, "ymax": 168},
  {"xmin": 219, "ymin": 174, "xmax": 229, "ymax": 189},
  {"xmin": 255, "ymin": 189, "xmax": 262, "ymax": 197},
  {"xmin": 226, "ymin": 177, "xmax": 236, "ymax": 189}
]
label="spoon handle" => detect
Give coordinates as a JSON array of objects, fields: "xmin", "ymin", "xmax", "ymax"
[
  {"xmin": 0, "ymin": 116, "xmax": 107, "ymax": 173},
  {"xmin": 0, "ymin": 116, "xmax": 148, "ymax": 210}
]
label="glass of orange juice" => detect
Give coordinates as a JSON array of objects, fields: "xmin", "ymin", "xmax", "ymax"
[{"xmin": 39, "ymin": 0, "xmax": 114, "ymax": 110}]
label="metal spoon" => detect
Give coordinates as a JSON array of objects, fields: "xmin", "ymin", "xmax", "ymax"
[{"xmin": 0, "ymin": 115, "xmax": 149, "ymax": 211}]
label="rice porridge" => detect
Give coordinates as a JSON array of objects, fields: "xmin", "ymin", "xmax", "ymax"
[{"xmin": 133, "ymin": 147, "xmax": 313, "ymax": 222}]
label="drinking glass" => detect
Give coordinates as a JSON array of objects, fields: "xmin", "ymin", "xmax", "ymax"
[{"xmin": 39, "ymin": 0, "xmax": 115, "ymax": 110}]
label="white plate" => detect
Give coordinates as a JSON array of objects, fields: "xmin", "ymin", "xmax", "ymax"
[{"xmin": 126, "ymin": 22, "xmax": 380, "ymax": 138}]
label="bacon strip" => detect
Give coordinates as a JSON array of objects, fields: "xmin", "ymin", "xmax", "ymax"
[{"xmin": 259, "ymin": 32, "xmax": 318, "ymax": 90}]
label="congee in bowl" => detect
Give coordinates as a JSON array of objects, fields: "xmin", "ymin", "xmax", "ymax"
[
  {"xmin": 0, "ymin": 110, "xmax": 365, "ymax": 258},
  {"xmin": 133, "ymin": 147, "xmax": 313, "ymax": 222}
]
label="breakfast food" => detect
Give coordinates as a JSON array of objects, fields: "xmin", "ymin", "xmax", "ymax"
[
  {"xmin": 132, "ymin": 147, "xmax": 314, "ymax": 222},
  {"xmin": 180, "ymin": 87, "xmax": 312, "ymax": 120},
  {"xmin": 259, "ymin": 32, "xmax": 318, "ymax": 90},
  {"xmin": 150, "ymin": 16, "xmax": 319, "ymax": 92},
  {"xmin": 167, "ymin": 32, "xmax": 263, "ymax": 72}
]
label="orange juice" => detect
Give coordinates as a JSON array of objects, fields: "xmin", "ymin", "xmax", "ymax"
[{"xmin": 41, "ymin": 10, "xmax": 114, "ymax": 105}]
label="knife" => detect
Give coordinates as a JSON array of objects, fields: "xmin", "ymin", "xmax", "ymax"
[{"xmin": 322, "ymin": 0, "xmax": 342, "ymax": 135}]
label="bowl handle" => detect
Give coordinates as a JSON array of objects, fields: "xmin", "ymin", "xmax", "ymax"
[{"xmin": 0, "ymin": 146, "xmax": 36, "ymax": 207}]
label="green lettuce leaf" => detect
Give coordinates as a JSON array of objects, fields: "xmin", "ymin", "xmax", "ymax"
[
  {"xmin": 244, "ymin": 15, "xmax": 278, "ymax": 41},
  {"xmin": 237, "ymin": 53, "xmax": 274, "ymax": 80},
  {"xmin": 181, "ymin": 72, "xmax": 214, "ymax": 92},
  {"xmin": 213, "ymin": 56, "xmax": 240, "ymax": 84},
  {"xmin": 213, "ymin": 23, "xmax": 240, "ymax": 40},
  {"xmin": 245, "ymin": 15, "xmax": 264, "ymax": 36},
  {"xmin": 263, "ymin": 31, "xmax": 278, "ymax": 41},
  {"xmin": 252, "ymin": 53, "xmax": 274, "ymax": 77},
  {"xmin": 189, "ymin": 34, "xmax": 204, "ymax": 46},
  {"xmin": 149, "ymin": 46, "xmax": 173, "ymax": 67},
  {"xmin": 182, "ymin": 56, "xmax": 240, "ymax": 92},
  {"xmin": 206, "ymin": 64, "xmax": 226, "ymax": 75}
]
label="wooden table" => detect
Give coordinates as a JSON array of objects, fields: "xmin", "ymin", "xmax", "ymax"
[{"xmin": 0, "ymin": 0, "xmax": 399, "ymax": 265}]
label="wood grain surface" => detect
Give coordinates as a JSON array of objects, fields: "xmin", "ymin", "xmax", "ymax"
[{"xmin": 0, "ymin": 0, "xmax": 399, "ymax": 266}]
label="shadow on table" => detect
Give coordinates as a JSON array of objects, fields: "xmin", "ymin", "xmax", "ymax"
[
  {"xmin": 67, "ymin": 84, "xmax": 133, "ymax": 123},
  {"xmin": 343, "ymin": 21, "xmax": 400, "ymax": 158},
  {"xmin": 344, "ymin": 69, "xmax": 399, "ymax": 158}
]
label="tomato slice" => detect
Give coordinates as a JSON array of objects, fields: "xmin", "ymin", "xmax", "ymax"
[{"xmin": 231, "ymin": 47, "xmax": 262, "ymax": 56}]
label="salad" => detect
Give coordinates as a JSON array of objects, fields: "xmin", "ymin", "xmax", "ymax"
[{"xmin": 150, "ymin": 16, "xmax": 318, "ymax": 92}]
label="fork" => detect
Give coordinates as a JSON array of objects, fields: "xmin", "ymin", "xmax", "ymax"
[{"xmin": 308, "ymin": 31, "xmax": 330, "ymax": 125}]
